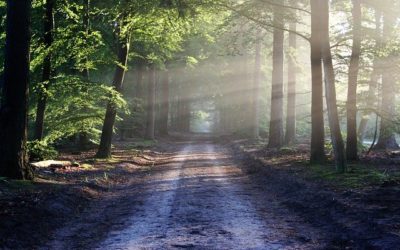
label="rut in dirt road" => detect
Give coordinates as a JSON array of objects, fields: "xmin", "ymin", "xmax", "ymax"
[{"xmin": 95, "ymin": 142, "xmax": 323, "ymax": 249}]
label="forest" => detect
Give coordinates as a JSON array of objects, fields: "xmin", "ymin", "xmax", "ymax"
[{"xmin": 1, "ymin": 0, "xmax": 400, "ymax": 249}]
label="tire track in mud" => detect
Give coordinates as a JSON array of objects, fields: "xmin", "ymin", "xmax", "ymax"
[
  {"xmin": 159, "ymin": 143, "xmax": 283, "ymax": 249},
  {"xmin": 44, "ymin": 141, "xmax": 325, "ymax": 249},
  {"xmin": 99, "ymin": 145, "xmax": 193, "ymax": 249},
  {"xmin": 97, "ymin": 143, "xmax": 320, "ymax": 249}
]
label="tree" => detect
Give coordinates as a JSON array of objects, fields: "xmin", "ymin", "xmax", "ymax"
[
  {"xmin": 0, "ymin": 0, "xmax": 34, "ymax": 179},
  {"xmin": 145, "ymin": 65, "xmax": 156, "ymax": 140},
  {"xmin": 96, "ymin": 26, "xmax": 130, "ymax": 158},
  {"xmin": 251, "ymin": 35, "xmax": 262, "ymax": 140},
  {"xmin": 346, "ymin": 0, "xmax": 362, "ymax": 161},
  {"xmin": 285, "ymin": 21, "xmax": 297, "ymax": 145},
  {"xmin": 268, "ymin": 3, "xmax": 284, "ymax": 148},
  {"xmin": 358, "ymin": 9, "xmax": 382, "ymax": 143},
  {"xmin": 374, "ymin": 7, "xmax": 399, "ymax": 150},
  {"xmin": 310, "ymin": 0, "xmax": 326, "ymax": 163},
  {"xmin": 159, "ymin": 67, "xmax": 170, "ymax": 136},
  {"xmin": 34, "ymin": 0, "xmax": 55, "ymax": 141},
  {"xmin": 320, "ymin": 0, "xmax": 347, "ymax": 172},
  {"xmin": 134, "ymin": 60, "xmax": 145, "ymax": 100}
]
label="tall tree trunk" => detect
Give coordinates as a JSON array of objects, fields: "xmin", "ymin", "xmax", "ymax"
[
  {"xmin": 346, "ymin": 0, "xmax": 362, "ymax": 161},
  {"xmin": 285, "ymin": 22, "xmax": 297, "ymax": 145},
  {"xmin": 159, "ymin": 68, "xmax": 170, "ymax": 136},
  {"xmin": 180, "ymin": 98, "xmax": 190, "ymax": 133},
  {"xmin": 0, "ymin": 0, "xmax": 34, "ymax": 179},
  {"xmin": 183, "ymin": 100, "xmax": 191, "ymax": 132},
  {"xmin": 34, "ymin": 0, "xmax": 54, "ymax": 140},
  {"xmin": 268, "ymin": 5, "xmax": 284, "ymax": 148},
  {"xmin": 252, "ymin": 36, "xmax": 262, "ymax": 140},
  {"xmin": 320, "ymin": 0, "xmax": 347, "ymax": 172},
  {"xmin": 176, "ymin": 74, "xmax": 190, "ymax": 133},
  {"xmin": 135, "ymin": 61, "xmax": 144, "ymax": 100},
  {"xmin": 177, "ymin": 90, "xmax": 183, "ymax": 131},
  {"xmin": 374, "ymin": 11, "xmax": 399, "ymax": 150},
  {"xmin": 358, "ymin": 10, "xmax": 381, "ymax": 142},
  {"xmin": 310, "ymin": 0, "xmax": 326, "ymax": 163},
  {"xmin": 96, "ymin": 36, "xmax": 129, "ymax": 158},
  {"xmin": 242, "ymin": 53, "xmax": 252, "ymax": 135},
  {"xmin": 145, "ymin": 65, "xmax": 156, "ymax": 140}
]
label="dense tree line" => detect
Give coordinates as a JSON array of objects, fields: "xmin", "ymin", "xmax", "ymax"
[{"xmin": 1, "ymin": 0, "xmax": 400, "ymax": 179}]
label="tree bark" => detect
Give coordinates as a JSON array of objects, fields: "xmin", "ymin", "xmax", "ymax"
[
  {"xmin": 135, "ymin": 61, "xmax": 145, "ymax": 100},
  {"xmin": 320, "ymin": 0, "xmax": 347, "ymax": 172},
  {"xmin": 374, "ymin": 11, "xmax": 399, "ymax": 150},
  {"xmin": 176, "ymin": 74, "xmax": 190, "ymax": 133},
  {"xmin": 145, "ymin": 65, "xmax": 156, "ymax": 140},
  {"xmin": 285, "ymin": 22, "xmax": 297, "ymax": 145},
  {"xmin": 34, "ymin": 0, "xmax": 54, "ymax": 141},
  {"xmin": 310, "ymin": 0, "xmax": 326, "ymax": 163},
  {"xmin": 177, "ymin": 90, "xmax": 183, "ymax": 131},
  {"xmin": 159, "ymin": 68, "xmax": 170, "ymax": 136},
  {"xmin": 268, "ymin": 5, "xmax": 284, "ymax": 148},
  {"xmin": 346, "ymin": 0, "xmax": 362, "ymax": 161},
  {"xmin": 0, "ymin": 0, "xmax": 34, "ymax": 179},
  {"xmin": 96, "ymin": 36, "xmax": 129, "ymax": 158},
  {"xmin": 183, "ymin": 100, "xmax": 191, "ymax": 132},
  {"xmin": 252, "ymin": 36, "xmax": 262, "ymax": 140}
]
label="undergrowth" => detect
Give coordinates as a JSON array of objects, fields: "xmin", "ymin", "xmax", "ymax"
[{"xmin": 308, "ymin": 164, "xmax": 400, "ymax": 188}]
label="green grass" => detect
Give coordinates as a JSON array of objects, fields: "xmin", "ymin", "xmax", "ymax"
[{"xmin": 308, "ymin": 164, "xmax": 399, "ymax": 188}]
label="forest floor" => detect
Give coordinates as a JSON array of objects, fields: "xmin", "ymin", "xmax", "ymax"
[{"xmin": 1, "ymin": 134, "xmax": 400, "ymax": 249}]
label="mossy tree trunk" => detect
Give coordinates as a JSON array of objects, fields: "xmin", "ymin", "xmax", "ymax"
[{"xmin": 96, "ymin": 33, "xmax": 129, "ymax": 158}]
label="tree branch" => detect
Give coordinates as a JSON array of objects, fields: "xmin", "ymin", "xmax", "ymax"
[{"xmin": 217, "ymin": 3, "xmax": 310, "ymax": 42}]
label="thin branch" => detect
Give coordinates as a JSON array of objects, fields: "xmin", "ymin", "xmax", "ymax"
[
  {"xmin": 217, "ymin": 3, "xmax": 310, "ymax": 42},
  {"xmin": 256, "ymin": 0, "xmax": 311, "ymax": 15}
]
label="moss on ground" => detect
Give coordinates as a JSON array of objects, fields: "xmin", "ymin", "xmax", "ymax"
[{"xmin": 308, "ymin": 164, "xmax": 400, "ymax": 188}]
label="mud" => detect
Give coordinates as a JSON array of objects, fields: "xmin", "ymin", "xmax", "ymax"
[
  {"xmin": 3, "ymin": 136, "xmax": 399, "ymax": 249},
  {"xmin": 44, "ymin": 141, "xmax": 325, "ymax": 249}
]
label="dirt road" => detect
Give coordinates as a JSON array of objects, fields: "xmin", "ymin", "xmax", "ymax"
[{"xmin": 45, "ymin": 141, "xmax": 327, "ymax": 249}]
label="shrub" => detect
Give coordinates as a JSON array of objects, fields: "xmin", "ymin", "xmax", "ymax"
[{"xmin": 27, "ymin": 140, "xmax": 58, "ymax": 161}]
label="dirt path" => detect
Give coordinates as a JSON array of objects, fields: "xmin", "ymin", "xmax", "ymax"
[{"xmin": 44, "ymin": 141, "xmax": 327, "ymax": 249}]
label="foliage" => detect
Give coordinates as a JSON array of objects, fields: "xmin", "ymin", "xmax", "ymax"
[
  {"xmin": 36, "ymin": 75, "xmax": 127, "ymax": 144},
  {"xmin": 27, "ymin": 140, "xmax": 58, "ymax": 161}
]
